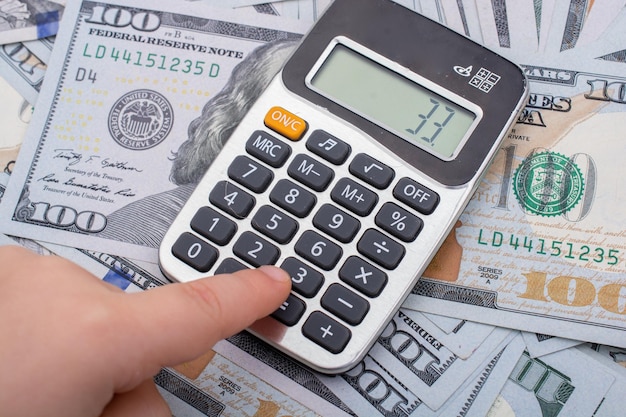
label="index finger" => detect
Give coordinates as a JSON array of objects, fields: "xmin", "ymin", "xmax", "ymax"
[{"xmin": 106, "ymin": 266, "xmax": 291, "ymax": 390}]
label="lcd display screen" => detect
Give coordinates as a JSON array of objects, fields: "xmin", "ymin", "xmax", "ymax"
[{"xmin": 310, "ymin": 44, "xmax": 476, "ymax": 160}]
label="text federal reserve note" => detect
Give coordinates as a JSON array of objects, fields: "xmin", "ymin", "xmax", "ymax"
[{"xmin": 0, "ymin": 0, "xmax": 306, "ymax": 262}]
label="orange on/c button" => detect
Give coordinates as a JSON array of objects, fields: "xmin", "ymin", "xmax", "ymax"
[{"xmin": 264, "ymin": 106, "xmax": 308, "ymax": 141}]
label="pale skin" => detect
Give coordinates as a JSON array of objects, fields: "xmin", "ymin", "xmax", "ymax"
[{"xmin": 0, "ymin": 245, "xmax": 292, "ymax": 417}]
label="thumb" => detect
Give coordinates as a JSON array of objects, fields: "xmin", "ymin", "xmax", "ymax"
[{"xmin": 107, "ymin": 265, "xmax": 291, "ymax": 389}]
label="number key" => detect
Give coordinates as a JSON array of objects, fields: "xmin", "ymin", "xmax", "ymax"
[
  {"xmin": 281, "ymin": 257, "xmax": 324, "ymax": 298},
  {"xmin": 313, "ymin": 204, "xmax": 360, "ymax": 243},
  {"xmin": 172, "ymin": 232, "xmax": 218, "ymax": 272},
  {"xmin": 233, "ymin": 231, "xmax": 280, "ymax": 267},
  {"xmin": 252, "ymin": 205, "xmax": 298, "ymax": 244},
  {"xmin": 270, "ymin": 179, "xmax": 316, "ymax": 218},
  {"xmin": 228, "ymin": 155, "xmax": 273, "ymax": 193},
  {"xmin": 209, "ymin": 181, "xmax": 255, "ymax": 219},
  {"xmin": 190, "ymin": 206, "xmax": 237, "ymax": 245},
  {"xmin": 295, "ymin": 230, "xmax": 342, "ymax": 271}
]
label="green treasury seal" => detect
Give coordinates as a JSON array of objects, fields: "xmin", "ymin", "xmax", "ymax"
[{"xmin": 513, "ymin": 151, "xmax": 584, "ymax": 217}]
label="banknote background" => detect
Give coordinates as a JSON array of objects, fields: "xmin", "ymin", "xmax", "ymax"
[{"xmin": 1, "ymin": 0, "xmax": 625, "ymax": 416}]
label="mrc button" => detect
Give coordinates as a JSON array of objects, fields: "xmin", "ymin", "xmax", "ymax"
[
  {"xmin": 264, "ymin": 106, "xmax": 308, "ymax": 141},
  {"xmin": 246, "ymin": 131, "xmax": 291, "ymax": 168},
  {"xmin": 393, "ymin": 177, "xmax": 439, "ymax": 215}
]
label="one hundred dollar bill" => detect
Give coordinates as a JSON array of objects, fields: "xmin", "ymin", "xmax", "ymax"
[
  {"xmin": 370, "ymin": 310, "xmax": 512, "ymax": 410},
  {"xmin": 240, "ymin": 0, "xmax": 333, "ymax": 22},
  {"xmin": 157, "ymin": 353, "xmax": 322, "ymax": 417},
  {"xmin": 405, "ymin": 55, "xmax": 626, "ymax": 347},
  {"xmin": 0, "ymin": 36, "xmax": 52, "ymax": 104},
  {"xmin": 431, "ymin": 332, "xmax": 525, "ymax": 417},
  {"xmin": 476, "ymin": 0, "xmax": 539, "ymax": 52},
  {"xmin": 0, "ymin": 0, "xmax": 307, "ymax": 262},
  {"xmin": 416, "ymin": 311, "xmax": 497, "ymax": 359},
  {"xmin": 487, "ymin": 347, "xmax": 615, "ymax": 417},
  {"xmin": 439, "ymin": 0, "xmax": 484, "ymax": 42},
  {"xmin": 576, "ymin": 345, "xmax": 626, "ymax": 417},
  {"xmin": 560, "ymin": 7, "xmax": 626, "ymax": 64}
]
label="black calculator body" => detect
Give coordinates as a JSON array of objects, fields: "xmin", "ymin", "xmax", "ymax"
[{"xmin": 159, "ymin": 0, "xmax": 528, "ymax": 374}]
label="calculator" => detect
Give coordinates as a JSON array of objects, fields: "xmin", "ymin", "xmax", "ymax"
[{"xmin": 159, "ymin": 0, "xmax": 528, "ymax": 374}]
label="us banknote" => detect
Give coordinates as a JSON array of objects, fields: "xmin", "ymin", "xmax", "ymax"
[
  {"xmin": 0, "ymin": 0, "xmax": 307, "ymax": 262},
  {"xmin": 576, "ymin": 345, "xmax": 626, "ymax": 417},
  {"xmin": 0, "ymin": 36, "xmax": 52, "ymax": 104},
  {"xmin": 571, "ymin": 0, "xmax": 626, "ymax": 48},
  {"xmin": 157, "ymin": 353, "xmax": 322, "ymax": 417},
  {"xmin": 431, "ymin": 333, "xmax": 525, "ymax": 417},
  {"xmin": 370, "ymin": 310, "xmax": 512, "ymax": 410},
  {"xmin": 414, "ymin": 311, "xmax": 497, "ymax": 359},
  {"xmin": 539, "ymin": 0, "xmax": 626, "ymax": 55},
  {"xmin": 476, "ymin": 0, "xmax": 538, "ymax": 52},
  {"xmin": 439, "ymin": 0, "xmax": 484, "ymax": 42},
  {"xmin": 0, "ymin": 0, "xmax": 63, "ymax": 44},
  {"xmin": 486, "ymin": 347, "xmax": 616, "ymax": 417},
  {"xmin": 406, "ymin": 55, "xmax": 626, "ymax": 348},
  {"xmin": 240, "ymin": 0, "xmax": 332, "ymax": 22},
  {"xmin": 561, "ymin": 6, "xmax": 626, "ymax": 64}
]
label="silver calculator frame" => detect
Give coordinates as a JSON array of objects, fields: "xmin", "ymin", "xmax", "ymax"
[{"xmin": 158, "ymin": 0, "xmax": 529, "ymax": 375}]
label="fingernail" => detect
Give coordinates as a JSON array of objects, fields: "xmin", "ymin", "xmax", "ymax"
[{"xmin": 258, "ymin": 265, "xmax": 290, "ymax": 283}]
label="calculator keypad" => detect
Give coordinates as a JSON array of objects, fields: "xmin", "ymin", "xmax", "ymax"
[{"xmin": 167, "ymin": 105, "xmax": 442, "ymax": 358}]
